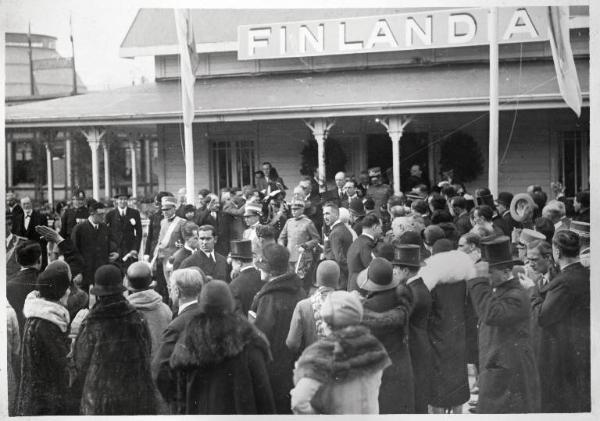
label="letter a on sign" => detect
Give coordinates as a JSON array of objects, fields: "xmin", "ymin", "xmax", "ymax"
[
  {"xmin": 366, "ymin": 20, "xmax": 399, "ymax": 48},
  {"xmin": 503, "ymin": 9, "xmax": 539, "ymax": 40}
]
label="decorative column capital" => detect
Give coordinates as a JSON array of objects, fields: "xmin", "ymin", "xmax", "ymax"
[
  {"xmin": 304, "ymin": 118, "xmax": 336, "ymax": 139},
  {"xmin": 376, "ymin": 115, "xmax": 412, "ymax": 141},
  {"xmin": 81, "ymin": 127, "xmax": 105, "ymax": 150}
]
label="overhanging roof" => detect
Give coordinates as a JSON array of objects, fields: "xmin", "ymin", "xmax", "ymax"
[{"xmin": 5, "ymin": 59, "xmax": 590, "ymax": 128}]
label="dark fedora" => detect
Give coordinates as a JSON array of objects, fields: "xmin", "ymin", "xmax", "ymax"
[
  {"xmin": 392, "ymin": 244, "xmax": 421, "ymax": 267},
  {"xmin": 481, "ymin": 236, "xmax": 523, "ymax": 268},
  {"xmin": 357, "ymin": 257, "xmax": 399, "ymax": 292},
  {"xmin": 113, "ymin": 192, "xmax": 131, "ymax": 199},
  {"xmin": 254, "ymin": 243, "xmax": 289, "ymax": 274},
  {"xmin": 230, "ymin": 239, "xmax": 253, "ymax": 260},
  {"xmin": 90, "ymin": 264, "xmax": 127, "ymax": 296}
]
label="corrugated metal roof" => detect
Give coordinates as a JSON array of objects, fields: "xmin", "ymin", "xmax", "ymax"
[{"xmin": 5, "ymin": 59, "xmax": 590, "ymax": 127}]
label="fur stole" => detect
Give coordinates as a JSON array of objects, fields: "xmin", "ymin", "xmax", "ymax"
[
  {"xmin": 418, "ymin": 250, "xmax": 476, "ymax": 291},
  {"xmin": 170, "ymin": 312, "xmax": 271, "ymax": 369},
  {"xmin": 293, "ymin": 325, "xmax": 391, "ymax": 385},
  {"xmin": 22, "ymin": 291, "xmax": 70, "ymax": 333}
]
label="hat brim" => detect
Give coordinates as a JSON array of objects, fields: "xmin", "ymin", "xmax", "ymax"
[
  {"xmin": 90, "ymin": 284, "xmax": 127, "ymax": 296},
  {"xmin": 230, "ymin": 253, "xmax": 254, "ymax": 260},
  {"xmin": 510, "ymin": 193, "xmax": 536, "ymax": 222},
  {"xmin": 392, "ymin": 260, "xmax": 423, "ymax": 268},
  {"xmin": 357, "ymin": 268, "xmax": 400, "ymax": 292},
  {"xmin": 488, "ymin": 259, "xmax": 524, "ymax": 268},
  {"xmin": 243, "ymin": 212, "xmax": 261, "ymax": 217}
]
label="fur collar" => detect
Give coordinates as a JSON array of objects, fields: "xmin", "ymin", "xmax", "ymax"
[
  {"xmin": 293, "ymin": 325, "xmax": 391, "ymax": 385},
  {"xmin": 88, "ymin": 294, "xmax": 137, "ymax": 320},
  {"xmin": 170, "ymin": 313, "xmax": 271, "ymax": 369},
  {"xmin": 22, "ymin": 291, "xmax": 70, "ymax": 333},
  {"xmin": 418, "ymin": 250, "xmax": 476, "ymax": 291},
  {"xmin": 256, "ymin": 272, "xmax": 303, "ymax": 298}
]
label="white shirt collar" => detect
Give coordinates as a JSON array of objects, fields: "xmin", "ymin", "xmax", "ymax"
[
  {"xmin": 88, "ymin": 217, "xmax": 98, "ymax": 229},
  {"xmin": 178, "ymin": 299, "xmax": 198, "ymax": 313},
  {"xmin": 240, "ymin": 265, "xmax": 255, "ymax": 273},
  {"xmin": 203, "ymin": 250, "xmax": 215, "ymax": 260},
  {"xmin": 363, "ymin": 232, "xmax": 375, "ymax": 241},
  {"xmin": 184, "ymin": 244, "xmax": 196, "ymax": 252}
]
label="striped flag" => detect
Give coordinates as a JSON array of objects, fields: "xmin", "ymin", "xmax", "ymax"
[
  {"xmin": 174, "ymin": 9, "xmax": 199, "ymax": 126},
  {"xmin": 548, "ymin": 6, "xmax": 582, "ymax": 117}
]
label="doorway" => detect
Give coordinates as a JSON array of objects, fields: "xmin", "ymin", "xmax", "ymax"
[{"xmin": 366, "ymin": 132, "xmax": 429, "ymax": 189}]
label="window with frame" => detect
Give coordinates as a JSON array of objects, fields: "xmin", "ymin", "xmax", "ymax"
[
  {"xmin": 559, "ymin": 130, "xmax": 589, "ymax": 197},
  {"xmin": 13, "ymin": 141, "xmax": 37, "ymax": 184},
  {"xmin": 211, "ymin": 139, "xmax": 256, "ymax": 191}
]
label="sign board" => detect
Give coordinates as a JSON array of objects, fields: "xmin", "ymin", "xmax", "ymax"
[{"xmin": 238, "ymin": 7, "xmax": 550, "ymax": 60}]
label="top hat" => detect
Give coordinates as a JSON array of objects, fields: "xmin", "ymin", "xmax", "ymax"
[
  {"xmin": 519, "ymin": 228, "xmax": 546, "ymax": 245},
  {"xmin": 392, "ymin": 244, "xmax": 421, "ymax": 267},
  {"xmin": 161, "ymin": 196, "xmax": 177, "ymax": 209},
  {"xmin": 90, "ymin": 264, "xmax": 127, "ymax": 296},
  {"xmin": 368, "ymin": 167, "xmax": 382, "ymax": 178},
  {"xmin": 243, "ymin": 203, "xmax": 263, "ymax": 217},
  {"xmin": 496, "ymin": 192, "xmax": 514, "ymax": 207},
  {"xmin": 481, "ymin": 236, "xmax": 523, "ymax": 268},
  {"xmin": 357, "ymin": 257, "xmax": 399, "ymax": 292},
  {"xmin": 510, "ymin": 193, "xmax": 536, "ymax": 223},
  {"xmin": 230, "ymin": 239, "xmax": 253, "ymax": 260}
]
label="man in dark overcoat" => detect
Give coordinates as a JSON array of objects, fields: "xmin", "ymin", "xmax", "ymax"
[
  {"xmin": 467, "ymin": 236, "xmax": 540, "ymax": 413},
  {"xmin": 228, "ymin": 240, "xmax": 264, "ymax": 317},
  {"xmin": 59, "ymin": 190, "xmax": 88, "ymax": 238},
  {"xmin": 71, "ymin": 201, "xmax": 118, "ymax": 292},
  {"xmin": 251, "ymin": 244, "xmax": 306, "ymax": 414},
  {"xmin": 6, "ymin": 241, "xmax": 42, "ymax": 333},
  {"xmin": 346, "ymin": 213, "xmax": 381, "ymax": 292},
  {"xmin": 105, "ymin": 193, "xmax": 142, "ymax": 272},
  {"xmin": 531, "ymin": 230, "xmax": 590, "ymax": 412}
]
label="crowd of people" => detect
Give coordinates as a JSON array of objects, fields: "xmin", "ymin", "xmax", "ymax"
[{"xmin": 5, "ymin": 162, "xmax": 591, "ymax": 415}]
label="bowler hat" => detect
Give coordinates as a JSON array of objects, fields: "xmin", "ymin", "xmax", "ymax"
[
  {"xmin": 113, "ymin": 192, "xmax": 131, "ymax": 199},
  {"xmin": 36, "ymin": 262, "xmax": 71, "ymax": 300},
  {"xmin": 481, "ymin": 236, "xmax": 523, "ymax": 268},
  {"xmin": 161, "ymin": 196, "xmax": 178, "ymax": 209},
  {"xmin": 198, "ymin": 280, "xmax": 234, "ymax": 315},
  {"xmin": 255, "ymin": 243, "xmax": 289, "ymax": 274},
  {"xmin": 510, "ymin": 193, "xmax": 536, "ymax": 222},
  {"xmin": 348, "ymin": 198, "xmax": 365, "ymax": 216},
  {"xmin": 91, "ymin": 264, "xmax": 127, "ymax": 296},
  {"xmin": 496, "ymin": 192, "xmax": 513, "ymax": 207},
  {"xmin": 357, "ymin": 257, "xmax": 399, "ymax": 292},
  {"xmin": 230, "ymin": 240, "xmax": 253, "ymax": 260},
  {"xmin": 392, "ymin": 244, "xmax": 421, "ymax": 267}
]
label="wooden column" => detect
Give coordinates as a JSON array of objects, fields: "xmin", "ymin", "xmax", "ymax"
[
  {"xmin": 65, "ymin": 131, "xmax": 72, "ymax": 196},
  {"xmin": 81, "ymin": 127, "xmax": 105, "ymax": 200},
  {"xmin": 102, "ymin": 137, "xmax": 111, "ymax": 199},
  {"xmin": 377, "ymin": 115, "xmax": 412, "ymax": 195},
  {"xmin": 45, "ymin": 141, "xmax": 54, "ymax": 208},
  {"xmin": 129, "ymin": 135, "xmax": 138, "ymax": 198},
  {"xmin": 304, "ymin": 118, "xmax": 336, "ymax": 193},
  {"xmin": 488, "ymin": 7, "xmax": 500, "ymax": 197}
]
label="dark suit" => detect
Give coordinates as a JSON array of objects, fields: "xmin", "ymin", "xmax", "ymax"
[
  {"xmin": 346, "ymin": 234, "xmax": 376, "ymax": 292},
  {"xmin": 194, "ymin": 208, "xmax": 217, "ymax": 229},
  {"xmin": 144, "ymin": 210, "xmax": 163, "ymax": 257},
  {"xmin": 493, "ymin": 210, "xmax": 521, "ymax": 237},
  {"xmin": 170, "ymin": 247, "xmax": 193, "ymax": 272},
  {"xmin": 321, "ymin": 188, "xmax": 346, "ymax": 208},
  {"xmin": 229, "ymin": 267, "xmax": 264, "ymax": 316},
  {"xmin": 180, "ymin": 250, "xmax": 230, "ymax": 283},
  {"xmin": 455, "ymin": 212, "xmax": 473, "ymax": 236},
  {"xmin": 152, "ymin": 302, "xmax": 201, "ymax": 414},
  {"xmin": 6, "ymin": 267, "xmax": 38, "ymax": 333},
  {"xmin": 323, "ymin": 222, "xmax": 353, "ymax": 289},
  {"xmin": 12, "ymin": 209, "xmax": 48, "ymax": 268},
  {"xmin": 59, "ymin": 206, "xmax": 89, "ymax": 238},
  {"xmin": 105, "ymin": 207, "xmax": 143, "ymax": 263},
  {"xmin": 71, "ymin": 220, "xmax": 114, "ymax": 291}
]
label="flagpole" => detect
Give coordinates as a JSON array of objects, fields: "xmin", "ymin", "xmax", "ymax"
[
  {"xmin": 488, "ymin": 7, "xmax": 499, "ymax": 198},
  {"xmin": 70, "ymin": 14, "xmax": 77, "ymax": 95}
]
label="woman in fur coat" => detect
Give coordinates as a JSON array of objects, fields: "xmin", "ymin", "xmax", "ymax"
[
  {"xmin": 418, "ymin": 244, "xmax": 476, "ymax": 413},
  {"xmin": 291, "ymin": 291, "xmax": 391, "ymax": 414},
  {"xmin": 70, "ymin": 265, "xmax": 156, "ymax": 415},
  {"xmin": 16, "ymin": 267, "xmax": 71, "ymax": 416},
  {"xmin": 168, "ymin": 280, "xmax": 276, "ymax": 414}
]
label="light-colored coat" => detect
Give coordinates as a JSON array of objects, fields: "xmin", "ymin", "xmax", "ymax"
[
  {"xmin": 127, "ymin": 289, "xmax": 173, "ymax": 357},
  {"xmin": 278, "ymin": 215, "xmax": 320, "ymax": 262}
]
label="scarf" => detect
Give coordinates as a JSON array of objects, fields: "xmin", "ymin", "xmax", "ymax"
[{"xmin": 22, "ymin": 291, "xmax": 70, "ymax": 333}]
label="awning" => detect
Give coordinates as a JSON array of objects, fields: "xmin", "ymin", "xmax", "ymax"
[{"xmin": 5, "ymin": 59, "xmax": 589, "ymax": 128}]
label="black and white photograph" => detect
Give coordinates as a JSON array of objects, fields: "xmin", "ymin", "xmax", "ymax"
[{"xmin": 1, "ymin": 0, "xmax": 596, "ymax": 417}]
